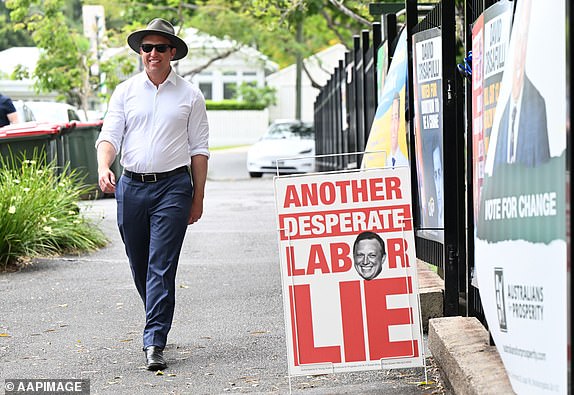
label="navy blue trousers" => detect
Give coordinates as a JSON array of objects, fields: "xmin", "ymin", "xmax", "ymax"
[{"xmin": 115, "ymin": 171, "xmax": 193, "ymax": 349}]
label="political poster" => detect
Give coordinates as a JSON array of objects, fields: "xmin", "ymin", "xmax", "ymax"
[
  {"xmin": 411, "ymin": 28, "xmax": 443, "ymax": 243},
  {"xmin": 274, "ymin": 167, "xmax": 423, "ymax": 376},
  {"xmin": 362, "ymin": 28, "xmax": 408, "ymax": 170},
  {"xmin": 476, "ymin": 0, "xmax": 568, "ymax": 393},
  {"xmin": 471, "ymin": 14, "xmax": 485, "ymax": 222},
  {"xmin": 472, "ymin": 0, "xmax": 513, "ymax": 222}
]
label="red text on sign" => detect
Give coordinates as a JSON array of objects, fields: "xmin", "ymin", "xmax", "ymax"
[
  {"xmin": 286, "ymin": 239, "xmax": 410, "ymax": 277},
  {"xmin": 283, "ymin": 177, "xmax": 402, "ymax": 208},
  {"xmin": 289, "ymin": 277, "xmax": 418, "ymax": 365},
  {"xmin": 279, "ymin": 205, "xmax": 412, "ymax": 240}
]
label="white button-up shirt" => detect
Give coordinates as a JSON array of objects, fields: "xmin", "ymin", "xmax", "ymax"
[{"xmin": 96, "ymin": 69, "xmax": 209, "ymax": 173}]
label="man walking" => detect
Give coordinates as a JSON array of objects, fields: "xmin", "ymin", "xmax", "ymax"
[{"xmin": 96, "ymin": 18, "xmax": 209, "ymax": 371}]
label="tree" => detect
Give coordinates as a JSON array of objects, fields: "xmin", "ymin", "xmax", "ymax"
[
  {"xmin": 233, "ymin": 83, "xmax": 277, "ymax": 108},
  {"xmin": 4, "ymin": 0, "xmax": 375, "ymax": 116},
  {"xmin": 189, "ymin": 0, "xmax": 373, "ymax": 119},
  {"xmin": 6, "ymin": 0, "xmax": 96, "ymax": 116},
  {"xmin": 189, "ymin": 0, "xmax": 371, "ymax": 68},
  {"xmin": 0, "ymin": 2, "xmax": 34, "ymax": 51}
]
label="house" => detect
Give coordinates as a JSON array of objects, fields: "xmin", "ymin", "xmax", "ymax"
[
  {"xmin": 0, "ymin": 47, "xmax": 56, "ymax": 101},
  {"xmin": 266, "ymin": 43, "xmax": 348, "ymax": 123},
  {"xmin": 177, "ymin": 27, "xmax": 278, "ymax": 101},
  {"xmin": 0, "ymin": 27, "xmax": 279, "ymax": 147}
]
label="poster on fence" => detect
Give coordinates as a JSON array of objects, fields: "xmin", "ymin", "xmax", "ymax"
[
  {"xmin": 412, "ymin": 27, "xmax": 443, "ymax": 243},
  {"xmin": 274, "ymin": 168, "xmax": 423, "ymax": 376},
  {"xmin": 362, "ymin": 28, "xmax": 408, "ymax": 170},
  {"xmin": 472, "ymin": 0, "xmax": 512, "ymax": 223},
  {"xmin": 476, "ymin": 0, "xmax": 568, "ymax": 393},
  {"xmin": 471, "ymin": 14, "xmax": 485, "ymax": 222}
]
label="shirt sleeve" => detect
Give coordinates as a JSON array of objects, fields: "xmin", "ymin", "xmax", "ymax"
[
  {"xmin": 5, "ymin": 98, "xmax": 17, "ymax": 114},
  {"xmin": 95, "ymin": 84, "xmax": 126, "ymax": 154},
  {"xmin": 188, "ymin": 91, "xmax": 210, "ymax": 158}
]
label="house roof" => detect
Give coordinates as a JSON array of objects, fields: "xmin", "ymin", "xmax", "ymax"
[
  {"xmin": 0, "ymin": 47, "xmax": 41, "ymax": 77},
  {"xmin": 266, "ymin": 43, "xmax": 347, "ymax": 86},
  {"xmin": 180, "ymin": 27, "xmax": 278, "ymax": 73}
]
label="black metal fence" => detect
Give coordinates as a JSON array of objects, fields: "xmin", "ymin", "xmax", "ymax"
[
  {"xmin": 314, "ymin": 1, "xmax": 573, "ymax": 342},
  {"xmin": 313, "ymin": 0, "xmax": 508, "ymax": 325}
]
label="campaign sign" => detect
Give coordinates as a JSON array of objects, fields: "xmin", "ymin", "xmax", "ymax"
[
  {"xmin": 274, "ymin": 168, "xmax": 423, "ymax": 376},
  {"xmin": 411, "ymin": 28, "xmax": 444, "ymax": 242},
  {"xmin": 476, "ymin": 1, "xmax": 568, "ymax": 393}
]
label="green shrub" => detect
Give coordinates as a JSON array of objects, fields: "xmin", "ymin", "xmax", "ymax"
[
  {"xmin": 233, "ymin": 83, "xmax": 277, "ymax": 108},
  {"xmin": 205, "ymin": 100, "xmax": 267, "ymax": 111},
  {"xmin": 0, "ymin": 152, "xmax": 107, "ymax": 268}
]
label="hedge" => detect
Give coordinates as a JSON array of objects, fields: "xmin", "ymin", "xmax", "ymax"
[{"xmin": 205, "ymin": 100, "xmax": 267, "ymax": 111}]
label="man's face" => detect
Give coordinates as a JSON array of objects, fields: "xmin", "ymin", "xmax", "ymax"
[
  {"xmin": 354, "ymin": 239, "xmax": 385, "ymax": 280},
  {"xmin": 141, "ymin": 34, "xmax": 176, "ymax": 76}
]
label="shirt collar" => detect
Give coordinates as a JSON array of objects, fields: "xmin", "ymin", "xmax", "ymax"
[{"xmin": 139, "ymin": 68, "xmax": 177, "ymax": 88}]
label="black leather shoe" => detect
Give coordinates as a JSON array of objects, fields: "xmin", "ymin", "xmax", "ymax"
[{"xmin": 145, "ymin": 346, "xmax": 167, "ymax": 371}]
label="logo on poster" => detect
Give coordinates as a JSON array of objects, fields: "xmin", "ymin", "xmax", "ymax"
[{"xmin": 494, "ymin": 267, "xmax": 507, "ymax": 332}]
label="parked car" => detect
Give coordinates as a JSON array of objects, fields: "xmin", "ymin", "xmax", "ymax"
[
  {"xmin": 24, "ymin": 101, "xmax": 82, "ymax": 124},
  {"xmin": 13, "ymin": 100, "xmax": 36, "ymax": 122},
  {"xmin": 246, "ymin": 120, "xmax": 315, "ymax": 178}
]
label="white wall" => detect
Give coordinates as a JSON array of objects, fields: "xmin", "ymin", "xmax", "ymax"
[
  {"xmin": 207, "ymin": 109, "xmax": 269, "ymax": 148},
  {"xmin": 266, "ymin": 44, "xmax": 347, "ymax": 124},
  {"xmin": 0, "ymin": 80, "xmax": 57, "ymax": 101}
]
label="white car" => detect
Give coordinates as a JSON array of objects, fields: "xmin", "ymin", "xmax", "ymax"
[
  {"xmin": 246, "ymin": 120, "xmax": 315, "ymax": 178},
  {"xmin": 13, "ymin": 100, "xmax": 36, "ymax": 122},
  {"xmin": 24, "ymin": 101, "xmax": 83, "ymax": 123}
]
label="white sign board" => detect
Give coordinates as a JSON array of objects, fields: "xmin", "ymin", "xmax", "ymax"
[{"xmin": 274, "ymin": 168, "xmax": 423, "ymax": 376}]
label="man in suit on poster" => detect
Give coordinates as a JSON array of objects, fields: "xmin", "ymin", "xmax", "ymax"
[
  {"xmin": 385, "ymin": 93, "xmax": 409, "ymax": 168},
  {"xmin": 493, "ymin": 0, "xmax": 550, "ymax": 169}
]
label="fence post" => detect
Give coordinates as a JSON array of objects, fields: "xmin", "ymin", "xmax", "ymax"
[
  {"xmin": 441, "ymin": 0, "xmax": 466, "ymax": 316},
  {"xmin": 345, "ymin": 51, "xmax": 357, "ymax": 169},
  {"xmin": 353, "ymin": 35, "xmax": 365, "ymax": 164},
  {"xmin": 314, "ymin": 90, "xmax": 321, "ymax": 171},
  {"xmin": 383, "ymin": 13, "xmax": 397, "ymax": 56},
  {"xmin": 363, "ymin": 29, "xmax": 376, "ymax": 139},
  {"xmin": 406, "ymin": 0, "xmax": 420, "ymax": 237},
  {"xmin": 338, "ymin": 60, "xmax": 348, "ymax": 170}
]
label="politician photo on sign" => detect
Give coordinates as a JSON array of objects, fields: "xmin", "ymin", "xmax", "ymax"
[
  {"xmin": 385, "ymin": 93, "xmax": 409, "ymax": 169},
  {"xmin": 491, "ymin": 0, "xmax": 550, "ymax": 171},
  {"xmin": 353, "ymin": 231, "xmax": 387, "ymax": 281}
]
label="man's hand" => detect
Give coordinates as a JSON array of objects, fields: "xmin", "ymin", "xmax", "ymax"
[
  {"xmin": 187, "ymin": 154, "xmax": 208, "ymax": 225},
  {"xmin": 188, "ymin": 195, "xmax": 203, "ymax": 225},
  {"xmin": 98, "ymin": 168, "xmax": 116, "ymax": 194},
  {"xmin": 96, "ymin": 141, "xmax": 117, "ymax": 194}
]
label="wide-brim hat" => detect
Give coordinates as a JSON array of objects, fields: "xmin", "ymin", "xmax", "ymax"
[{"xmin": 127, "ymin": 18, "xmax": 188, "ymax": 61}]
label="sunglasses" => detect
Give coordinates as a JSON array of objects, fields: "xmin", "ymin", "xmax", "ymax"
[{"xmin": 140, "ymin": 44, "xmax": 174, "ymax": 53}]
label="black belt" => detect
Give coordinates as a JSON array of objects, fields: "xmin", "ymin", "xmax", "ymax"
[{"xmin": 123, "ymin": 166, "xmax": 188, "ymax": 183}]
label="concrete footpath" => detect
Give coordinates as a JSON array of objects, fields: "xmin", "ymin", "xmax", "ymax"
[
  {"xmin": 0, "ymin": 147, "xmax": 514, "ymax": 394},
  {"xmin": 1, "ymin": 176, "xmax": 447, "ymax": 395}
]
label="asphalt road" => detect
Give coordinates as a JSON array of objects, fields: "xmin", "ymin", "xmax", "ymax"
[{"xmin": 0, "ymin": 148, "xmax": 447, "ymax": 394}]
